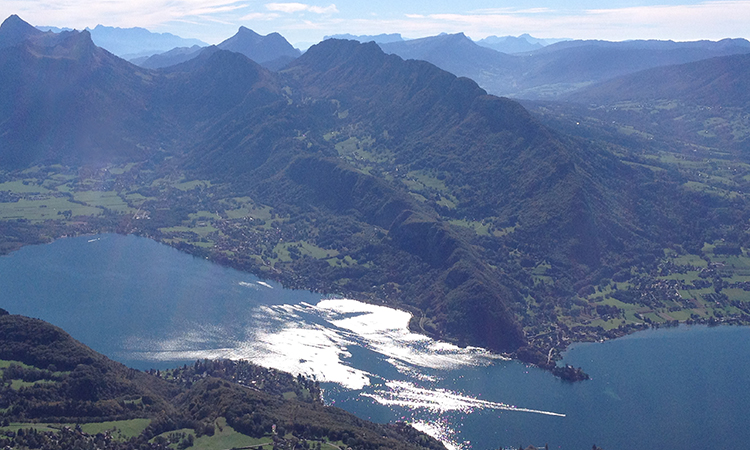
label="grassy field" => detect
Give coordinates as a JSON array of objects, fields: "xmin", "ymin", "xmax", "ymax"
[
  {"xmin": 0, "ymin": 423, "xmax": 61, "ymax": 433},
  {"xmin": 79, "ymin": 418, "xmax": 152, "ymax": 439},
  {"xmin": 0, "ymin": 196, "xmax": 103, "ymax": 220},
  {"xmin": 151, "ymin": 418, "xmax": 272, "ymax": 450},
  {"xmin": 0, "ymin": 359, "xmax": 34, "ymax": 370}
]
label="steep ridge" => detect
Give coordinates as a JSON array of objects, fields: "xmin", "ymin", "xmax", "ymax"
[
  {"xmin": 154, "ymin": 49, "xmax": 284, "ymax": 129},
  {"xmin": 0, "ymin": 18, "xmax": 286, "ymax": 168},
  {"xmin": 2, "ymin": 17, "xmax": 717, "ymax": 364},
  {"xmin": 286, "ymin": 40, "xmax": 642, "ymax": 265},
  {"xmin": 135, "ymin": 26, "xmax": 300, "ymax": 71},
  {"xmin": 175, "ymin": 40, "xmax": 529, "ymax": 351},
  {"xmin": 0, "ymin": 14, "xmax": 43, "ymax": 48},
  {"xmin": 0, "ymin": 27, "xmax": 165, "ymax": 167},
  {"xmin": 218, "ymin": 26, "xmax": 300, "ymax": 65}
]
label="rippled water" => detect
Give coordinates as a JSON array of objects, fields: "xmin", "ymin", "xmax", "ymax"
[{"xmin": 2, "ymin": 234, "xmax": 750, "ymax": 450}]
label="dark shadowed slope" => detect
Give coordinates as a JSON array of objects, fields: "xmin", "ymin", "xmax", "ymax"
[
  {"xmin": 286, "ymin": 40, "xmax": 643, "ymax": 264},
  {"xmin": 0, "ymin": 17, "xmax": 284, "ymax": 169},
  {"xmin": 0, "ymin": 312, "xmax": 179, "ymax": 421},
  {"xmin": 0, "ymin": 27, "xmax": 165, "ymax": 168},
  {"xmin": 0, "ymin": 14, "xmax": 43, "ymax": 48}
]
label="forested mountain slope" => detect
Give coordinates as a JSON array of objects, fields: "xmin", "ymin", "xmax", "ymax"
[{"xmin": 3, "ymin": 15, "xmax": 750, "ymax": 372}]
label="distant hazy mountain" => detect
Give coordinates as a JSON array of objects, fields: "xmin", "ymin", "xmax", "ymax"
[
  {"xmin": 132, "ymin": 26, "xmax": 301, "ymax": 71},
  {"xmin": 35, "ymin": 25, "xmax": 72, "ymax": 33},
  {"xmin": 567, "ymin": 52, "xmax": 750, "ymax": 107},
  {"xmin": 132, "ymin": 44, "xmax": 204, "ymax": 69},
  {"xmin": 217, "ymin": 26, "xmax": 300, "ymax": 66},
  {"xmin": 379, "ymin": 32, "xmax": 514, "ymax": 84},
  {"xmin": 534, "ymin": 37, "xmax": 750, "ymax": 54},
  {"xmin": 379, "ymin": 33, "xmax": 750, "ymax": 99},
  {"xmin": 85, "ymin": 24, "xmax": 207, "ymax": 58},
  {"xmin": 475, "ymin": 34, "xmax": 545, "ymax": 54},
  {"xmin": 325, "ymin": 33, "xmax": 404, "ymax": 43}
]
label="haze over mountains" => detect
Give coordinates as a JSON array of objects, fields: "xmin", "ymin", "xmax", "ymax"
[
  {"xmin": 567, "ymin": 52, "xmax": 750, "ymax": 107},
  {"xmin": 2, "ymin": 12, "xmax": 750, "ymax": 372},
  {"xmin": 37, "ymin": 22, "xmax": 207, "ymax": 59},
  {"xmin": 379, "ymin": 33, "xmax": 750, "ymax": 99},
  {"xmin": 135, "ymin": 26, "xmax": 300, "ymax": 70}
]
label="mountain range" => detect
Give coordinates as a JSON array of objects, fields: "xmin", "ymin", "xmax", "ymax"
[
  {"xmin": 37, "ymin": 23, "xmax": 209, "ymax": 59},
  {"xmin": 2, "ymin": 13, "xmax": 750, "ymax": 370},
  {"xmin": 134, "ymin": 25, "xmax": 300, "ymax": 70},
  {"xmin": 566, "ymin": 52, "xmax": 750, "ymax": 107},
  {"xmin": 379, "ymin": 33, "xmax": 750, "ymax": 99},
  {"xmin": 84, "ymin": 24, "xmax": 207, "ymax": 59},
  {"xmin": 475, "ymin": 33, "xmax": 550, "ymax": 53},
  {"xmin": 325, "ymin": 33, "xmax": 405, "ymax": 43}
]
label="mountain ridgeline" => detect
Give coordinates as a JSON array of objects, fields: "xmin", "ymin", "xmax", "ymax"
[
  {"xmin": 135, "ymin": 25, "xmax": 300, "ymax": 70},
  {"xmin": 2, "ymin": 14, "xmax": 748, "ymax": 369},
  {"xmin": 379, "ymin": 33, "xmax": 750, "ymax": 99}
]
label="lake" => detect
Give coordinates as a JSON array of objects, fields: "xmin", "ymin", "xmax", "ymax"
[{"xmin": 2, "ymin": 234, "xmax": 749, "ymax": 450}]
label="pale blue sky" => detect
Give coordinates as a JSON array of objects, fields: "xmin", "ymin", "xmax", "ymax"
[{"xmin": 3, "ymin": 0, "xmax": 749, "ymax": 46}]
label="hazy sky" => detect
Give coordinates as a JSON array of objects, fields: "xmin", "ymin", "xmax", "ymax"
[{"xmin": 3, "ymin": 0, "xmax": 750, "ymax": 46}]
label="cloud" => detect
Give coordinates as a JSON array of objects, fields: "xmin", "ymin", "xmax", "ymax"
[
  {"xmin": 0, "ymin": 0, "xmax": 249, "ymax": 30},
  {"xmin": 2, "ymin": 0, "xmax": 748, "ymax": 49},
  {"xmin": 265, "ymin": 2, "xmax": 338, "ymax": 14},
  {"xmin": 238, "ymin": 12, "xmax": 280, "ymax": 21},
  {"xmin": 361, "ymin": 1, "xmax": 750, "ymax": 41}
]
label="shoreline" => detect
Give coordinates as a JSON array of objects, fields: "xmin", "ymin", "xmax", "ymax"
[{"xmin": 4, "ymin": 231, "xmax": 750, "ymax": 383}]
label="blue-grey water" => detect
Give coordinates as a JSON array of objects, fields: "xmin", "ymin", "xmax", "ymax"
[{"xmin": 2, "ymin": 234, "xmax": 749, "ymax": 450}]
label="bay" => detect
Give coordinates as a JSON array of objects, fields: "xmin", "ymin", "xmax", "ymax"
[{"xmin": 1, "ymin": 234, "xmax": 749, "ymax": 450}]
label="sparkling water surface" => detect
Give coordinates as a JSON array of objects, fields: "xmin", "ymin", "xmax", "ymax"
[{"xmin": 2, "ymin": 234, "xmax": 749, "ymax": 450}]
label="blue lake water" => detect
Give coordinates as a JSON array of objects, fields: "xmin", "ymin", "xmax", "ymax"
[{"xmin": 1, "ymin": 233, "xmax": 749, "ymax": 450}]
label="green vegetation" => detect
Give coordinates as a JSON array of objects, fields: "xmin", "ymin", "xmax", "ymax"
[
  {"xmin": 151, "ymin": 418, "xmax": 271, "ymax": 450},
  {"xmin": 79, "ymin": 419, "xmax": 151, "ymax": 439},
  {"xmin": 3, "ymin": 33, "xmax": 750, "ymax": 379},
  {"xmin": 0, "ymin": 313, "xmax": 445, "ymax": 450}
]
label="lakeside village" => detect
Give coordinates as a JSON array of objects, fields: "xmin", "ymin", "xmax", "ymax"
[{"xmin": 2, "ymin": 164, "xmax": 750, "ymax": 382}]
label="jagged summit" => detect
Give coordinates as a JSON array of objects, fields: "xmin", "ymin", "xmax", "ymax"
[
  {"xmin": 0, "ymin": 15, "xmax": 100, "ymax": 58},
  {"xmin": 217, "ymin": 25, "xmax": 300, "ymax": 64},
  {"xmin": 0, "ymin": 14, "xmax": 43, "ymax": 48}
]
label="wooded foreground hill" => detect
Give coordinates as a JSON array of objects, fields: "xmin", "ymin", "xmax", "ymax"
[{"xmin": 0, "ymin": 310, "xmax": 446, "ymax": 450}]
